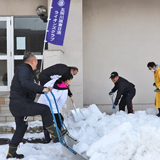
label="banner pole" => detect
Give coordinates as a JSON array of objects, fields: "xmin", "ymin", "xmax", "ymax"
[{"xmin": 40, "ymin": 0, "xmax": 53, "ymax": 73}]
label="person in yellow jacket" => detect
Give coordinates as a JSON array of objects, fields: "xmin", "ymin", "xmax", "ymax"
[{"xmin": 147, "ymin": 62, "xmax": 160, "ymax": 116}]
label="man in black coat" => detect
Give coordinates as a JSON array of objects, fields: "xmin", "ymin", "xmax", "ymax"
[
  {"xmin": 6, "ymin": 53, "xmax": 66, "ymax": 159},
  {"xmin": 109, "ymin": 72, "xmax": 136, "ymax": 113},
  {"xmin": 39, "ymin": 63, "xmax": 78, "ymax": 86}
]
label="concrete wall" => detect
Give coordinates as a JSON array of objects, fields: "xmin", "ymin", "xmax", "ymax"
[
  {"xmin": 43, "ymin": 50, "xmax": 63, "ymax": 69},
  {"xmin": 83, "ymin": 0, "xmax": 160, "ymax": 113},
  {"xmin": 48, "ymin": 0, "xmax": 83, "ymax": 110},
  {"xmin": 0, "ymin": 0, "xmax": 47, "ymax": 16}
]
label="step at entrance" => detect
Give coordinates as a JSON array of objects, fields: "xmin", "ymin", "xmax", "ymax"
[{"xmin": 0, "ymin": 92, "xmax": 42, "ymax": 123}]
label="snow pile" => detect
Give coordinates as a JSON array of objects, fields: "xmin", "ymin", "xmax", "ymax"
[
  {"xmin": 145, "ymin": 108, "xmax": 158, "ymax": 115},
  {"xmin": 80, "ymin": 104, "xmax": 103, "ymax": 119},
  {"xmin": 1, "ymin": 105, "xmax": 160, "ymax": 160},
  {"xmin": 68, "ymin": 106, "xmax": 160, "ymax": 160}
]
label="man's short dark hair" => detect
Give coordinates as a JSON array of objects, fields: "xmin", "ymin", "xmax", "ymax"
[
  {"xmin": 23, "ymin": 52, "xmax": 35, "ymax": 62},
  {"xmin": 70, "ymin": 67, "xmax": 78, "ymax": 72},
  {"xmin": 147, "ymin": 62, "xmax": 156, "ymax": 68}
]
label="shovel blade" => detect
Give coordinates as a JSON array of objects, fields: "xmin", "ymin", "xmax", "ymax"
[
  {"xmin": 62, "ymin": 133, "xmax": 88, "ymax": 160},
  {"xmin": 71, "ymin": 108, "xmax": 86, "ymax": 122}
]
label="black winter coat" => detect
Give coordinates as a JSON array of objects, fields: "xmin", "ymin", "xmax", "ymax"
[
  {"xmin": 39, "ymin": 63, "xmax": 73, "ymax": 97},
  {"xmin": 10, "ymin": 63, "xmax": 44, "ymax": 102},
  {"xmin": 39, "ymin": 63, "xmax": 70, "ymax": 86},
  {"xmin": 112, "ymin": 77, "xmax": 135, "ymax": 105}
]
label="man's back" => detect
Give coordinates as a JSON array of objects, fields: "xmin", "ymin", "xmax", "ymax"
[
  {"xmin": 114, "ymin": 77, "xmax": 135, "ymax": 94},
  {"xmin": 39, "ymin": 63, "xmax": 70, "ymax": 86}
]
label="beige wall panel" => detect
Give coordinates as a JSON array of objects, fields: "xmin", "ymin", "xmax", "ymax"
[
  {"xmin": 83, "ymin": 0, "xmax": 160, "ymax": 110},
  {"xmin": 0, "ymin": 0, "xmax": 47, "ymax": 16},
  {"xmin": 43, "ymin": 50, "xmax": 63, "ymax": 69},
  {"xmin": 48, "ymin": 0, "xmax": 83, "ymax": 109}
]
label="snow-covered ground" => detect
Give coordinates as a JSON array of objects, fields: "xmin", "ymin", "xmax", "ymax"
[{"xmin": 0, "ymin": 105, "xmax": 160, "ymax": 160}]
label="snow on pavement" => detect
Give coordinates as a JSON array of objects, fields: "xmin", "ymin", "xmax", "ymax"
[{"xmin": 0, "ymin": 105, "xmax": 160, "ymax": 160}]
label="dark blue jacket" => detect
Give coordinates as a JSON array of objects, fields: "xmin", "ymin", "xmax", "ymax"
[
  {"xmin": 39, "ymin": 63, "xmax": 72, "ymax": 97},
  {"xmin": 10, "ymin": 63, "xmax": 44, "ymax": 102},
  {"xmin": 112, "ymin": 77, "xmax": 135, "ymax": 105},
  {"xmin": 39, "ymin": 63, "xmax": 70, "ymax": 86}
]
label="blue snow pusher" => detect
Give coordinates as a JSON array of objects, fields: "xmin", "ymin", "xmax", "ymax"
[{"xmin": 44, "ymin": 92, "xmax": 88, "ymax": 160}]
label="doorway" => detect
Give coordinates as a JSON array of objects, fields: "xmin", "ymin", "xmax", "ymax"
[
  {"xmin": 0, "ymin": 16, "xmax": 47, "ymax": 91},
  {"xmin": 0, "ymin": 17, "xmax": 13, "ymax": 91}
]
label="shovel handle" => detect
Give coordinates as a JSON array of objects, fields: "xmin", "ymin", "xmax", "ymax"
[
  {"xmin": 109, "ymin": 94, "xmax": 114, "ymax": 105},
  {"xmin": 73, "ymin": 103, "xmax": 77, "ymax": 111},
  {"xmin": 71, "ymin": 98, "xmax": 74, "ymax": 104},
  {"xmin": 70, "ymin": 98, "xmax": 77, "ymax": 111},
  {"xmin": 109, "ymin": 94, "xmax": 116, "ymax": 114}
]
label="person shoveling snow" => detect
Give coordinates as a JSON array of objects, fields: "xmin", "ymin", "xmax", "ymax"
[
  {"xmin": 38, "ymin": 73, "xmax": 74, "ymax": 143},
  {"xmin": 147, "ymin": 62, "xmax": 160, "ymax": 117},
  {"xmin": 109, "ymin": 71, "xmax": 136, "ymax": 114},
  {"xmin": 39, "ymin": 63, "xmax": 78, "ymax": 142}
]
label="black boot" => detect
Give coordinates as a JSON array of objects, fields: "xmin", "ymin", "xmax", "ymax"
[
  {"xmin": 6, "ymin": 146, "xmax": 24, "ymax": 159},
  {"xmin": 157, "ymin": 108, "xmax": 160, "ymax": 117},
  {"xmin": 46, "ymin": 124, "xmax": 67, "ymax": 142},
  {"xmin": 43, "ymin": 129, "xmax": 52, "ymax": 143},
  {"xmin": 53, "ymin": 137, "xmax": 60, "ymax": 143}
]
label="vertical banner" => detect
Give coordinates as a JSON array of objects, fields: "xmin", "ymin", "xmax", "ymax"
[{"xmin": 46, "ymin": 0, "xmax": 71, "ymax": 46}]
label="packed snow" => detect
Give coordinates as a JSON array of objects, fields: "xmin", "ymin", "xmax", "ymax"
[{"xmin": 0, "ymin": 105, "xmax": 160, "ymax": 160}]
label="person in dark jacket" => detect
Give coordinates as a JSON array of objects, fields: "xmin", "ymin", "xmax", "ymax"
[
  {"xmin": 39, "ymin": 63, "xmax": 78, "ymax": 142},
  {"xmin": 109, "ymin": 72, "xmax": 136, "ymax": 113},
  {"xmin": 39, "ymin": 63, "xmax": 78, "ymax": 86},
  {"xmin": 38, "ymin": 73, "xmax": 73, "ymax": 143},
  {"xmin": 6, "ymin": 53, "xmax": 67, "ymax": 159}
]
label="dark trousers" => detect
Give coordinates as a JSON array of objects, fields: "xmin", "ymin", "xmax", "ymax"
[
  {"xmin": 9, "ymin": 101, "xmax": 53, "ymax": 147},
  {"xmin": 43, "ymin": 113, "xmax": 64, "ymax": 141},
  {"xmin": 119, "ymin": 88, "xmax": 136, "ymax": 113}
]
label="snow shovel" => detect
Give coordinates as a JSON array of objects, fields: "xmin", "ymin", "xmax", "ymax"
[
  {"xmin": 109, "ymin": 94, "xmax": 116, "ymax": 114},
  {"xmin": 70, "ymin": 98, "xmax": 86, "ymax": 122},
  {"xmin": 44, "ymin": 92, "xmax": 88, "ymax": 160}
]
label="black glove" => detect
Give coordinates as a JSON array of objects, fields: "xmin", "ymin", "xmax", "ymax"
[
  {"xmin": 154, "ymin": 88, "xmax": 160, "ymax": 92},
  {"xmin": 109, "ymin": 90, "xmax": 113, "ymax": 95},
  {"xmin": 153, "ymin": 83, "xmax": 156, "ymax": 87},
  {"xmin": 68, "ymin": 89, "xmax": 73, "ymax": 97}
]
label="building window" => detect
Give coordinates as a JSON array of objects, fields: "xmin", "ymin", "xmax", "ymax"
[
  {"xmin": 14, "ymin": 17, "xmax": 47, "ymax": 84},
  {"xmin": 14, "ymin": 17, "xmax": 47, "ymax": 55}
]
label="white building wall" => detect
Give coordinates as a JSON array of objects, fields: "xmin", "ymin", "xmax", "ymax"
[
  {"xmin": 0, "ymin": 0, "xmax": 47, "ymax": 16},
  {"xmin": 83, "ymin": 0, "xmax": 160, "ymax": 113}
]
